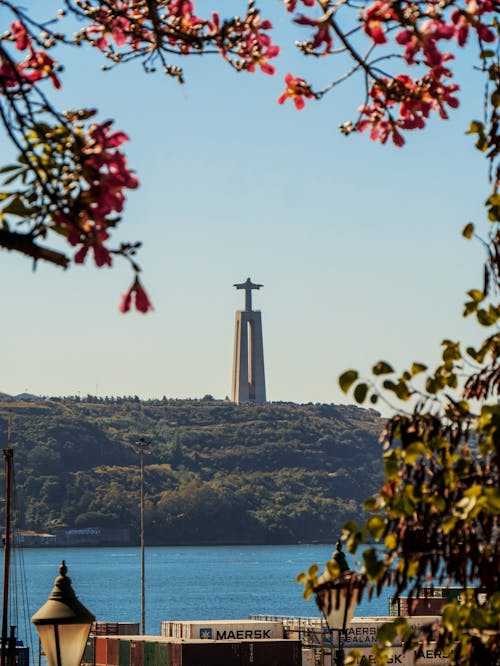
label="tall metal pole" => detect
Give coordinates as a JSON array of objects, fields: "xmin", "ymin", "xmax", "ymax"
[
  {"xmin": 1, "ymin": 449, "xmax": 12, "ymax": 666},
  {"xmin": 140, "ymin": 446, "xmax": 145, "ymax": 635},
  {"xmin": 1, "ymin": 411, "xmax": 13, "ymax": 666},
  {"xmin": 135, "ymin": 439, "xmax": 149, "ymax": 636}
]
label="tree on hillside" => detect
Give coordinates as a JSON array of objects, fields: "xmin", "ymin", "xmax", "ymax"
[{"xmin": 1, "ymin": 2, "xmax": 498, "ymax": 661}]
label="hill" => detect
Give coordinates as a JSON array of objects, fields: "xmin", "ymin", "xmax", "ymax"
[{"xmin": 0, "ymin": 397, "xmax": 385, "ymax": 545}]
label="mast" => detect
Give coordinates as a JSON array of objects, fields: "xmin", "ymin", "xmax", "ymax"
[{"xmin": 1, "ymin": 411, "xmax": 15, "ymax": 666}]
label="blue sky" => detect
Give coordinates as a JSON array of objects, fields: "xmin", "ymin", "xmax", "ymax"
[{"xmin": 0, "ymin": 3, "xmax": 489, "ymax": 408}]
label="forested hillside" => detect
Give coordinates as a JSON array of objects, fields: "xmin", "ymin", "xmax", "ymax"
[{"xmin": 0, "ymin": 397, "xmax": 384, "ymax": 545}]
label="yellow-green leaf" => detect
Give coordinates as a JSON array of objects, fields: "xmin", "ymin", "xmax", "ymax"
[
  {"xmin": 404, "ymin": 442, "xmax": 425, "ymax": 464},
  {"xmin": 462, "ymin": 222, "xmax": 475, "ymax": 238},
  {"xmin": 354, "ymin": 382, "xmax": 368, "ymax": 404},
  {"xmin": 372, "ymin": 361, "xmax": 394, "ymax": 375},
  {"xmin": 339, "ymin": 370, "xmax": 359, "ymax": 394},
  {"xmin": 366, "ymin": 515, "xmax": 386, "ymax": 540}
]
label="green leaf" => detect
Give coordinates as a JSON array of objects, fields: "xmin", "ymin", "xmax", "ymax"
[
  {"xmin": 363, "ymin": 497, "xmax": 377, "ymax": 511},
  {"xmin": 466, "ymin": 121, "xmax": 484, "ymax": 135},
  {"xmin": 477, "ymin": 309, "xmax": 495, "ymax": 326},
  {"xmin": 486, "ymin": 193, "xmax": 500, "ymax": 206},
  {"xmin": 467, "ymin": 289, "xmax": 484, "ymax": 303},
  {"xmin": 339, "ymin": 370, "xmax": 358, "ymax": 394},
  {"xmin": 354, "ymin": 382, "xmax": 368, "ymax": 404},
  {"xmin": 0, "ymin": 164, "xmax": 22, "ymax": 174},
  {"xmin": 411, "ymin": 362, "xmax": 427, "ymax": 375},
  {"xmin": 485, "ymin": 488, "xmax": 500, "ymax": 512},
  {"xmin": 2, "ymin": 196, "xmax": 33, "ymax": 217},
  {"xmin": 377, "ymin": 621, "xmax": 398, "ymax": 646},
  {"xmin": 366, "ymin": 515, "xmax": 385, "ymax": 540},
  {"xmin": 369, "ymin": 394, "xmax": 378, "ymax": 405},
  {"xmin": 343, "ymin": 520, "xmax": 359, "ymax": 535},
  {"xmin": 362, "ymin": 548, "xmax": 385, "ymax": 582},
  {"xmin": 308, "ymin": 564, "xmax": 319, "ymax": 577},
  {"xmin": 372, "ymin": 361, "xmax": 394, "ymax": 375},
  {"xmin": 384, "ymin": 533, "xmax": 397, "ymax": 550},
  {"xmin": 404, "ymin": 442, "xmax": 425, "ymax": 464},
  {"xmin": 463, "ymin": 301, "xmax": 478, "ymax": 317},
  {"xmin": 3, "ymin": 170, "xmax": 25, "ymax": 186},
  {"xmin": 442, "ymin": 603, "xmax": 460, "ymax": 631},
  {"xmin": 462, "ymin": 222, "xmax": 475, "ymax": 239},
  {"xmin": 384, "ymin": 450, "xmax": 400, "ymax": 480},
  {"xmin": 442, "ymin": 341, "xmax": 461, "ymax": 361},
  {"xmin": 441, "ymin": 516, "xmax": 458, "ymax": 534},
  {"xmin": 382, "ymin": 379, "xmax": 398, "ymax": 393}
]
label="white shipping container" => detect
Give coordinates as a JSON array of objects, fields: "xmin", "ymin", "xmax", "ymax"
[
  {"xmin": 160, "ymin": 620, "xmax": 284, "ymax": 641},
  {"xmin": 343, "ymin": 643, "xmax": 448, "ymax": 665},
  {"xmin": 345, "ymin": 617, "xmax": 441, "ymax": 647},
  {"xmin": 301, "ymin": 647, "xmax": 315, "ymax": 666}
]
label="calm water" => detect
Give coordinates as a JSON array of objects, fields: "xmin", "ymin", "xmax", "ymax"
[{"xmin": 9, "ymin": 545, "xmax": 392, "ymax": 661}]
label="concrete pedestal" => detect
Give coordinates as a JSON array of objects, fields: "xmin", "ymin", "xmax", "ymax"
[{"xmin": 231, "ymin": 310, "xmax": 266, "ymax": 404}]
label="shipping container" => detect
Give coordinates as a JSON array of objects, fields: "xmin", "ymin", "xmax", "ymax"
[
  {"xmin": 107, "ymin": 638, "xmax": 120, "ymax": 666},
  {"xmin": 15, "ymin": 646, "xmax": 29, "ymax": 666},
  {"xmin": 343, "ymin": 644, "xmax": 449, "ymax": 665},
  {"xmin": 400, "ymin": 598, "xmax": 447, "ymax": 617},
  {"xmin": 160, "ymin": 620, "xmax": 283, "ymax": 641},
  {"xmin": 83, "ymin": 636, "xmax": 96, "ymax": 666},
  {"xmin": 95, "ymin": 637, "xmax": 107, "ymax": 665},
  {"xmin": 142, "ymin": 641, "xmax": 156, "ymax": 666},
  {"xmin": 118, "ymin": 639, "xmax": 131, "ymax": 666},
  {"xmin": 345, "ymin": 617, "xmax": 441, "ymax": 647},
  {"xmin": 242, "ymin": 639, "xmax": 301, "ymax": 666},
  {"xmin": 301, "ymin": 647, "xmax": 315, "ymax": 666},
  {"xmin": 163, "ymin": 639, "xmax": 301, "ymax": 666},
  {"xmin": 169, "ymin": 641, "xmax": 243, "ymax": 666},
  {"xmin": 130, "ymin": 640, "xmax": 143, "ymax": 666},
  {"xmin": 155, "ymin": 640, "xmax": 170, "ymax": 666},
  {"xmin": 93, "ymin": 623, "xmax": 140, "ymax": 636}
]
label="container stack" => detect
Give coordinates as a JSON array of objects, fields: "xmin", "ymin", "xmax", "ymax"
[{"xmin": 83, "ymin": 635, "xmax": 301, "ymax": 666}]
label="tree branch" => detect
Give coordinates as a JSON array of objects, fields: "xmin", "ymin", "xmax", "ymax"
[{"xmin": 0, "ymin": 228, "xmax": 70, "ymax": 268}]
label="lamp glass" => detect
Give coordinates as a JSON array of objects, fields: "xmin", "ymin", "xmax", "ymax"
[
  {"xmin": 36, "ymin": 623, "xmax": 91, "ymax": 666},
  {"xmin": 316, "ymin": 584, "xmax": 358, "ymax": 631}
]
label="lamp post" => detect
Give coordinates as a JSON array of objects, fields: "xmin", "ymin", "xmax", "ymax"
[
  {"xmin": 31, "ymin": 561, "xmax": 95, "ymax": 666},
  {"xmin": 314, "ymin": 543, "xmax": 358, "ymax": 666},
  {"xmin": 135, "ymin": 438, "xmax": 150, "ymax": 635}
]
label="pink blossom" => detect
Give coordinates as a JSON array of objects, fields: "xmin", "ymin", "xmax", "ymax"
[
  {"xmin": 286, "ymin": 0, "xmax": 315, "ymax": 12},
  {"xmin": 278, "ymin": 73, "xmax": 314, "ymax": 110},
  {"xmin": 295, "ymin": 14, "xmax": 334, "ymax": 54},
  {"xmin": 362, "ymin": 2, "xmax": 398, "ymax": 45},
  {"xmin": 11, "ymin": 22, "xmax": 30, "ymax": 51},
  {"xmin": 119, "ymin": 278, "xmax": 154, "ymax": 314},
  {"xmin": 23, "ymin": 50, "xmax": 61, "ymax": 89}
]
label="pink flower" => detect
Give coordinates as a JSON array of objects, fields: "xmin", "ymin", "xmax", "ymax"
[
  {"xmin": 11, "ymin": 22, "xmax": 30, "ymax": 51},
  {"xmin": 278, "ymin": 73, "xmax": 314, "ymax": 110},
  {"xmin": 396, "ymin": 20, "xmax": 454, "ymax": 66},
  {"xmin": 286, "ymin": 0, "xmax": 315, "ymax": 12},
  {"xmin": 119, "ymin": 278, "xmax": 154, "ymax": 314},
  {"xmin": 362, "ymin": 2, "xmax": 398, "ymax": 45},
  {"xmin": 294, "ymin": 14, "xmax": 334, "ymax": 54},
  {"xmin": 23, "ymin": 50, "xmax": 61, "ymax": 89}
]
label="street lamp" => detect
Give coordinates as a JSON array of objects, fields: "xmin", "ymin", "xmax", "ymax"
[
  {"xmin": 314, "ymin": 543, "xmax": 359, "ymax": 666},
  {"xmin": 32, "ymin": 561, "xmax": 95, "ymax": 666}
]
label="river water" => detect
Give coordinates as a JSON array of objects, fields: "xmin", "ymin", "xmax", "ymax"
[{"xmin": 10, "ymin": 545, "xmax": 391, "ymax": 658}]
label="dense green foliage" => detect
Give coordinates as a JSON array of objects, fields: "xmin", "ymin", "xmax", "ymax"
[{"xmin": 0, "ymin": 397, "xmax": 383, "ymax": 545}]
